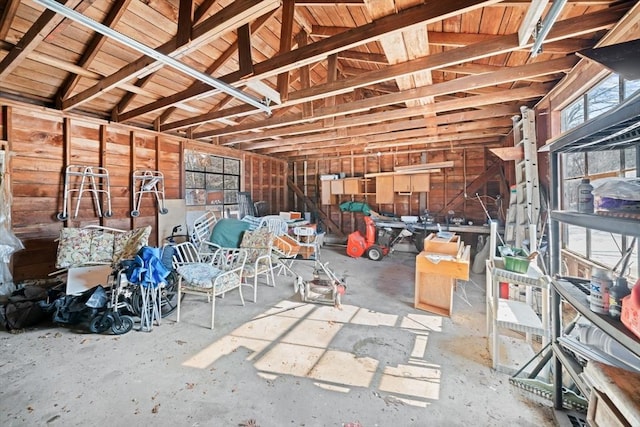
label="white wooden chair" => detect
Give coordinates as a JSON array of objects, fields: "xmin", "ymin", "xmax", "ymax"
[{"xmin": 172, "ymin": 242, "xmax": 247, "ymax": 329}]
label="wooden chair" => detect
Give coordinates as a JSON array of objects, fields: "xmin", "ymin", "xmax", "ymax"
[{"xmin": 172, "ymin": 242, "xmax": 247, "ymax": 329}]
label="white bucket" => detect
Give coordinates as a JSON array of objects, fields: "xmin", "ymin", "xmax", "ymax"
[{"xmin": 589, "ymin": 267, "xmax": 613, "ymax": 314}]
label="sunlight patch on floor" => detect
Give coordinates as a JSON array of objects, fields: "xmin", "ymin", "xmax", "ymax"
[
  {"xmin": 308, "ymin": 350, "xmax": 378, "ymax": 388},
  {"xmin": 182, "ymin": 299, "xmax": 444, "ymax": 406},
  {"xmin": 378, "ymin": 364, "xmax": 441, "ymax": 401}
]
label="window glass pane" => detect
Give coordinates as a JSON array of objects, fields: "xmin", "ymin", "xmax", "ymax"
[
  {"xmin": 564, "ymin": 224, "xmax": 586, "ymax": 256},
  {"xmin": 562, "ymin": 178, "xmax": 581, "ymax": 210},
  {"xmin": 186, "ymin": 189, "xmax": 206, "ymax": 205},
  {"xmin": 207, "ymin": 156, "xmax": 223, "ymax": 173},
  {"xmin": 185, "ymin": 171, "xmax": 205, "ymax": 188},
  {"xmin": 184, "ymin": 150, "xmax": 241, "ymax": 208},
  {"xmin": 587, "ymin": 149, "xmax": 621, "ymax": 175},
  {"xmin": 561, "ymin": 98, "xmax": 584, "ymax": 131},
  {"xmin": 624, "ymin": 147, "xmax": 637, "ymax": 170},
  {"xmin": 224, "ymin": 191, "xmax": 238, "ymax": 204},
  {"xmin": 587, "ymin": 74, "xmax": 619, "ymax": 119},
  {"xmin": 224, "ymin": 175, "xmax": 239, "ymax": 190},
  {"xmin": 624, "ymin": 78, "xmax": 640, "ymax": 98},
  {"xmin": 185, "ymin": 151, "xmax": 207, "ymax": 171},
  {"xmin": 590, "ymin": 230, "xmax": 623, "ymax": 270},
  {"xmin": 224, "ymin": 158, "xmax": 240, "ymax": 175},
  {"xmin": 562, "ymin": 152, "xmax": 586, "ymax": 179},
  {"xmin": 206, "ymin": 174, "xmax": 223, "ymax": 190}
]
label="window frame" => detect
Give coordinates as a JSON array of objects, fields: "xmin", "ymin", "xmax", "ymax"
[
  {"xmin": 558, "ymin": 73, "xmax": 639, "ymax": 281},
  {"xmin": 184, "ymin": 150, "xmax": 242, "ymax": 214}
]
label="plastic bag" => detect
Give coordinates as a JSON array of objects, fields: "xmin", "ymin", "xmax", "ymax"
[
  {"xmin": 593, "ymin": 177, "xmax": 640, "ymax": 201},
  {"xmin": 0, "ymin": 168, "xmax": 24, "ymax": 295}
]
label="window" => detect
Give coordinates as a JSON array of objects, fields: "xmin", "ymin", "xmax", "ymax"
[
  {"xmin": 184, "ymin": 150, "xmax": 241, "ymax": 213},
  {"xmin": 624, "ymin": 78, "xmax": 640, "ymax": 99},
  {"xmin": 586, "ymin": 74, "xmax": 619, "ymax": 119},
  {"xmin": 561, "ymin": 97, "xmax": 584, "ymax": 132},
  {"xmin": 558, "ymin": 73, "xmax": 639, "ymax": 281}
]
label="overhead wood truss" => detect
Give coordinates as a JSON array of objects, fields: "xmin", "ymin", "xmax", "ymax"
[{"xmin": 0, "ymin": 0, "xmax": 634, "ymax": 160}]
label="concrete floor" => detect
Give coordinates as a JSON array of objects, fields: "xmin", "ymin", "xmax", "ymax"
[{"xmin": 0, "ymin": 246, "xmax": 558, "ymax": 426}]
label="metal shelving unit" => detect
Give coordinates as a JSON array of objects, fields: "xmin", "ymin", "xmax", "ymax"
[{"xmin": 547, "ymin": 91, "xmax": 640, "ymax": 410}]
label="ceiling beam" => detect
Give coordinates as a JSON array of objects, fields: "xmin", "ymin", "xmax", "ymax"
[
  {"xmin": 151, "ymin": 9, "xmax": 278, "ymax": 125},
  {"xmin": 0, "ymin": 0, "xmax": 84, "ymax": 80},
  {"xmin": 61, "ymin": 0, "xmax": 280, "ymax": 111},
  {"xmin": 129, "ymin": 0, "xmax": 501, "ymax": 123},
  {"xmin": 186, "ymin": 55, "xmax": 574, "ymax": 138},
  {"xmin": 256, "ymin": 117, "xmax": 513, "ymax": 154},
  {"xmin": 0, "ymin": 0, "xmax": 20, "ymax": 40},
  {"xmin": 233, "ymin": 85, "xmax": 548, "ymax": 153},
  {"xmin": 56, "ymin": 0, "xmax": 132, "ymax": 104}
]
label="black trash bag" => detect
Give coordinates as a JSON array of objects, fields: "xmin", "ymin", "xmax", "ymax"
[
  {"xmin": 1, "ymin": 284, "xmax": 63, "ymax": 332},
  {"xmin": 49, "ymin": 285, "xmax": 108, "ymax": 325}
]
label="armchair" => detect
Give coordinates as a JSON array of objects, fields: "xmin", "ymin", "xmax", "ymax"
[
  {"xmin": 172, "ymin": 242, "xmax": 247, "ymax": 329},
  {"xmin": 239, "ymin": 228, "xmax": 276, "ymax": 302},
  {"xmin": 190, "ymin": 211, "xmax": 221, "ymax": 260}
]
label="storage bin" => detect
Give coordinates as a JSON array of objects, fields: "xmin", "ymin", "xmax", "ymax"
[
  {"xmin": 498, "ymin": 246, "xmax": 530, "ymax": 273},
  {"xmin": 503, "ymin": 255, "xmax": 530, "ymax": 273}
]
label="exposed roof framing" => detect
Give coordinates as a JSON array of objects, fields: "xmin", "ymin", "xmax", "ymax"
[{"xmin": 0, "ymin": 0, "xmax": 635, "ymax": 160}]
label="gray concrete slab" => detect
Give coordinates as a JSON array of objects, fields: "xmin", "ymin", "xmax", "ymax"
[{"xmin": 0, "ymin": 247, "xmax": 556, "ymax": 426}]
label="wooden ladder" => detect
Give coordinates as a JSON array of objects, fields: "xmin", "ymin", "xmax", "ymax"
[{"xmin": 505, "ymin": 107, "xmax": 541, "ymax": 249}]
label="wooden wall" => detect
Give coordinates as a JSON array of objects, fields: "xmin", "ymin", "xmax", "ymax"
[
  {"xmin": 1, "ymin": 102, "xmax": 286, "ymax": 282},
  {"xmin": 290, "ymin": 146, "xmax": 506, "ymax": 236}
]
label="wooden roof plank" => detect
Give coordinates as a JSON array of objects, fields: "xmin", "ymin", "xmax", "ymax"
[
  {"xmin": 62, "ymin": 0, "xmax": 281, "ymax": 111},
  {"xmin": 0, "ymin": 0, "xmax": 84, "ymax": 80},
  {"xmin": 57, "ymin": 0, "xmax": 133, "ymax": 104}
]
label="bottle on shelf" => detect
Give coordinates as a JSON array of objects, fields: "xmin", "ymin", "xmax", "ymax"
[
  {"xmin": 589, "ymin": 267, "xmax": 613, "ymax": 314},
  {"xmin": 577, "ymin": 178, "xmax": 594, "ymax": 213}
]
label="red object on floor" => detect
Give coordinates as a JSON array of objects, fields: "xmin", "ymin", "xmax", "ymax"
[
  {"xmin": 500, "ymin": 282, "xmax": 509, "ymax": 299},
  {"xmin": 346, "ymin": 231, "xmax": 367, "ymax": 258}
]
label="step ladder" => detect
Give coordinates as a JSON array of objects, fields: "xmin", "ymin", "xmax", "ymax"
[{"xmin": 505, "ymin": 107, "xmax": 541, "ymax": 249}]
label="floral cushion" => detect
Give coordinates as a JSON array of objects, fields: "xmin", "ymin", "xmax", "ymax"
[
  {"xmin": 55, "ymin": 228, "xmax": 93, "ymax": 268},
  {"xmin": 56, "ymin": 226, "xmax": 152, "ymax": 269},
  {"xmin": 89, "ymin": 231, "xmax": 115, "ymax": 264},
  {"xmin": 113, "ymin": 226, "xmax": 151, "ymax": 263},
  {"xmin": 240, "ymin": 228, "xmax": 273, "ymax": 263},
  {"xmin": 177, "ymin": 264, "xmax": 241, "ymax": 294}
]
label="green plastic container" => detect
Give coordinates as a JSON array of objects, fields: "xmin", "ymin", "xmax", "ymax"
[
  {"xmin": 499, "ymin": 246, "xmax": 530, "ymax": 273},
  {"xmin": 504, "ymin": 255, "xmax": 530, "ymax": 273}
]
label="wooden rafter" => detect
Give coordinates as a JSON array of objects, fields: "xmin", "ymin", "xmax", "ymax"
[
  {"xmin": 277, "ymin": 0, "xmax": 296, "ymax": 102},
  {"xmin": 169, "ymin": 4, "xmax": 620, "ymax": 135},
  {"xmin": 228, "ymin": 104, "xmax": 518, "ymax": 146},
  {"xmin": 185, "ymin": 55, "xmax": 574, "ymax": 138},
  {"xmin": 117, "ymin": 8, "xmax": 278, "ymax": 123},
  {"xmin": 129, "ymin": 0, "xmax": 501, "ymax": 125},
  {"xmin": 57, "ymin": 0, "xmax": 132, "ymax": 104},
  {"xmin": 62, "ymin": 0, "xmax": 281, "ymax": 111},
  {"xmin": 0, "ymin": 0, "xmax": 20, "ymax": 40},
  {"xmin": 0, "ymin": 0, "xmax": 83, "ymax": 80}
]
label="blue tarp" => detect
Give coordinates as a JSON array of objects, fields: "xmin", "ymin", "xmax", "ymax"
[{"xmin": 124, "ymin": 246, "xmax": 171, "ymax": 288}]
